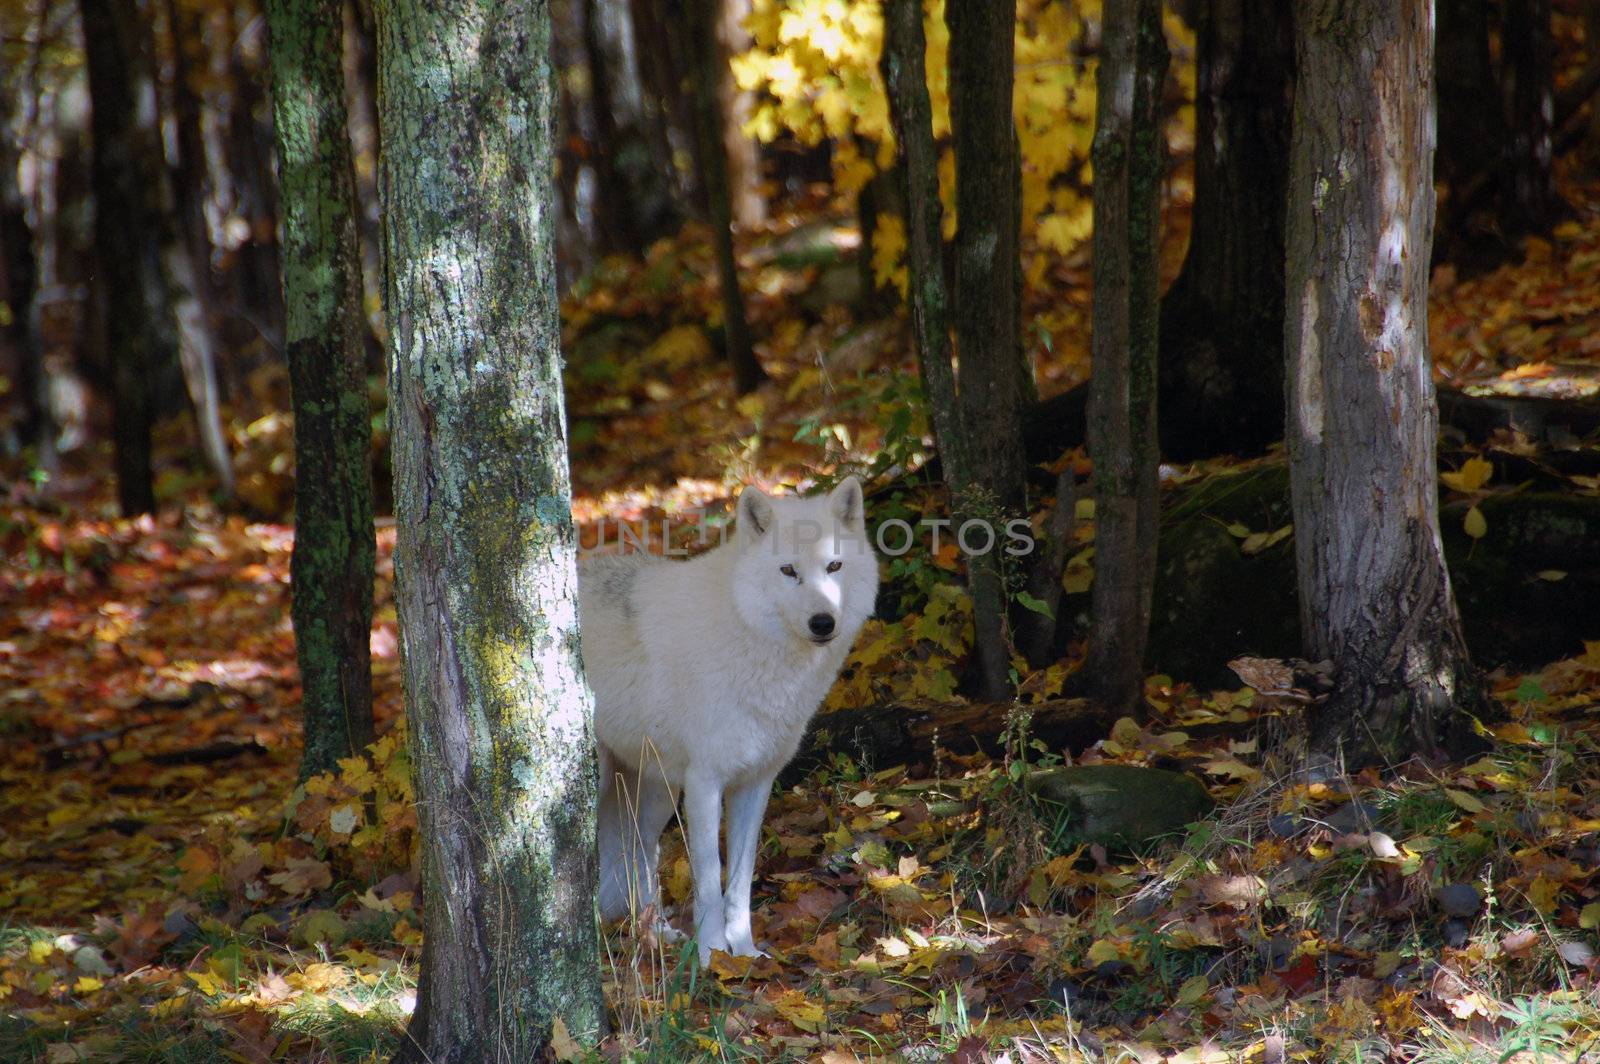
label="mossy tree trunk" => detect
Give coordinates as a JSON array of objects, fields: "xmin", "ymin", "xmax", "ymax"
[
  {"xmin": 1286, "ymin": 0, "xmax": 1489, "ymax": 768},
  {"xmin": 376, "ymin": 0, "xmax": 605, "ymax": 1058},
  {"xmin": 945, "ymin": 0, "xmax": 1031, "ymax": 701},
  {"xmin": 883, "ymin": 0, "xmax": 962, "ymax": 492},
  {"xmin": 266, "ymin": 0, "xmax": 376, "ymax": 780},
  {"xmin": 1085, "ymin": 0, "xmax": 1166, "ymax": 718},
  {"xmin": 686, "ymin": 0, "xmax": 767, "ymax": 394},
  {"xmin": 1157, "ymin": 0, "xmax": 1291, "ymax": 460}
]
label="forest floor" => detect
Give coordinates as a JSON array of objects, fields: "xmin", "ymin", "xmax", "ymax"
[{"xmin": 5, "ymin": 165, "xmax": 1600, "ymax": 1061}]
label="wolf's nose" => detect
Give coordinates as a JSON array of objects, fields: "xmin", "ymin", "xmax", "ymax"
[{"xmin": 808, "ymin": 613, "xmax": 836, "ymax": 638}]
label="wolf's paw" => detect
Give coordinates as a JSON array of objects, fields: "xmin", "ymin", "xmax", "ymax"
[
  {"xmin": 694, "ymin": 926, "xmax": 729, "ymax": 965},
  {"xmin": 724, "ymin": 936, "xmax": 768, "ymax": 959}
]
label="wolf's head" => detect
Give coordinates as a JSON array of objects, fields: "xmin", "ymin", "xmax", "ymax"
[{"xmin": 728, "ymin": 477, "xmax": 880, "ymax": 650}]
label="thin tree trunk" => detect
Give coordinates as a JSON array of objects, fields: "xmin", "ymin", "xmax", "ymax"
[
  {"xmin": 82, "ymin": 0, "xmax": 165, "ymax": 515},
  {"xmin": 1158, "ymin": 0, "xmax": 1291, "ymax": 459},
  {"xmin": 946, "ymin": 0, "xmax": 1030, "ymax": 701},
  {"xmin": 1085, "ymin": 0, "xmax": 1166, "ymax": 718},
  {"xmin": 227, "ymin": 3, "xmax": 288, "ymax": 352},
  {"xmin": 883, "ymin": 0, "xmax": 961, "ymax": 481},
  {"xmin": 581, "ymin": 0, "xmax": 643, "ymax": 253},
  {"xmin": 1286, "ymin": 0, "xmax": 1489, "ymax": 768},
  {"xmin": 162, "ymin": 0, "xmax": 237, "ymax": 498},
  {"xmin": 342, "ymin": 0, "xmax": 387, "ymax": 372},
  {"xmin": 716, "ymin": 0, "xmax": 764, "ymax": 228},
  {"xmin": 4, "ymin": 4, "xmax": 54, "ymax": 468},
  {"xmin": 267, "ymin": 0, "xmax": 376, "ymax": 780},
  {"xmin": 687, "ymin": 0, "xmax": 766, "ymax": 393},
  {"xmin": 376, "ymin": 0, "xmax": 605, "ymax": 1057},
  {"xmin": 1503, "ymin": 0, "xmax": 1566, "ymax": 232},
  {"xmin": 1586, "ymin": 0, "xmax": 1600, "ymax": 171}
]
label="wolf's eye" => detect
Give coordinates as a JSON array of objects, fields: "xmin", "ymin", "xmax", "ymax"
[
  {"xmin": 826, "ymin": 560, "xmax": 842, "ymax": 573},
  {"xmin": 780, "ymin": 564, "xmax": 798, "ymax": 579}
]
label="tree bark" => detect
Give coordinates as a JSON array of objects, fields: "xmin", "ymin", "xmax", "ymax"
[
  {"xmin": 686, "ymin": 0, "xmax": 767, "ymax": 393},
  {"xmin": 1286, "ymin": 0, "xmax": 1489, "ymax": 768},
  {"xmin": 82, "ymin": 0, "xmax": 166, "ymax": 515},
  {"xmin": 1085, "ymin": 0, "xmax": 1166, "ymax": 718},
  {"xmin": 267, "ymin": 0, "xmax": 377, "ymax": 780},
  {"xmin": 1158, "ymin": 0, "xmax": 1291, "ymax": 460},
  {"xmin": 375, "ymin": 0, "xmax": 605, "ymax": 1057},
  {"xmin": 882, "ymin": 0, "xmax": 962, "ymax": 491},
  {"xmin": 946, "ymin": 0, "xmax": 1031, "ymax": 701},
  {"xmin": 716, "ymin": 0, "xmax": 764, "ymax": 228},
  {"xmin": 1586, "ymin": 0, "xmax": 1600, "ymax": 171}
]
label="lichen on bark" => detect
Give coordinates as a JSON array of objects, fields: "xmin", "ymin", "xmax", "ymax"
[
  {"xmin": 375, "ymin": 0, "xmax": 604, "ymax": 1057},
  {"xmin": 266, "ymin": 0, "xmax": 377, "ymax": 781}
]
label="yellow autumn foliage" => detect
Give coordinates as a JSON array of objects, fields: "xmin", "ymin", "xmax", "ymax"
[{"xmin": 738, "ymin": 0, "xmax": 1195, "ymax": 288}]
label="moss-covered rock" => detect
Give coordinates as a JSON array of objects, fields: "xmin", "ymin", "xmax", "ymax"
[{"xmin": 1025, "ymin": 764, "xmax": 1214, "ymax": 848}]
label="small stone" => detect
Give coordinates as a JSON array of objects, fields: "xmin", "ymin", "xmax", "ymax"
[
  {"xmin": 1433, "ymin": 883, "xmax": 1481, "ymax": 917},
  {"xmin": 1325, "ymin": 799, "xmax": 1383, "ymax": 834},
  {"xmin": 1094, "ymin": 958, "xmax": 1130, "ymax": 980},
  {"xmin": 1268, "ymin": 813, "xmax": 1302, "ymax": 839}
]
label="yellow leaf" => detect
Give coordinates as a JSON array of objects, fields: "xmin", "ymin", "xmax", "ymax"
[
  {"xmin": 550, "ymin": 1017, "xmax": 585, "ymax": 1062},
  {"xmin": 1463, "ymin": 506, "xmax": 1487, "ymax": 539},
  {"xmin": 1444, "ymin": 788, "xmax": 1485, "ymax": 813},
  {"xmin": 1528, "ymin": 875, "xmax": 1562, "ymax": 915},
  {"xmin": 773, "ymin": 989, "xmax": 827, "ymax": 1032},
  {"xmin": 1440, "ymin": 456, "xmax": 1493, "ymax": 494}
]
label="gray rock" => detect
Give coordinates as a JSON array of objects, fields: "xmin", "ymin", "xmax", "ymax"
[
  {"xmin": 1024, "ymin": 764, "xmax": 1214, "ymax": 849},
  {"xmin": 1434, "ymin": 883, "xmax": 1482, "ymax": 918}
]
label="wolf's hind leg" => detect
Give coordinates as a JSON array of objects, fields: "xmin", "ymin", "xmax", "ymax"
[
  {"xmin": 596, "ymin": 747, "xmax": 631, "ymax": 922},
  {"xmin": 599, "ymin": 753, "xmax": 678, "ymax": 926}
]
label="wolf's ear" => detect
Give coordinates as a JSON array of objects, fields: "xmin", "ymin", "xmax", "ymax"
[
  {"xmin": 830, "ymin": 476, "xmax": 864, "ymax": 527},
  {"xmin": 738, "ymin": 485, "xmax": 775, "ymax": 538}
]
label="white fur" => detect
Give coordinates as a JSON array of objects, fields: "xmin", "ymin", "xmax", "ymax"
[{"xmin": 580, "ymin": 477, "xmax": 879, "ymax": 961}]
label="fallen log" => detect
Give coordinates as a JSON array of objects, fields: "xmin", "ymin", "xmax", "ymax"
[
  {"xmin": 782, "ymin": 696, "xmax": 1110, "ymax": 786},
  {"xmin": 1010, "ymin": 382, "xmax": 1600, "ymax": 469}
]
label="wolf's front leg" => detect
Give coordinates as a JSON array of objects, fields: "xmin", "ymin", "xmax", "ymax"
[
  {"xmin": 721, "ymin": 774, "xmax": 774, "ymax": 958},
  {"xmin": 682, "ymin": 770, "xmax": 728, "ymax": 963}
]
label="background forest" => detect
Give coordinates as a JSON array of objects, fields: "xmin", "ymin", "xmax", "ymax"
[{"xmin": 5, "ymin": 0, "xmax": 1600, "ymax": 1060}]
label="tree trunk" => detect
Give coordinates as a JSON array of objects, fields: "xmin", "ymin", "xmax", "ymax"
[
  {"xmin": 267, "ymin": 0, "xmax": 377, "ymax": 780},
  {"xmin": 630, "ymin": 0, "xmax": 700, "ymax": 208},
  {"xmin": 946, "ymin": 0, "xmax": 1031, "ymax": 701},
  {"xmin": 581, "ymin": 0, "xmax": 644, "ymax": 253},
  {"xmin": 162, "ymin": 0, "xmax": 237, "ymax": 499},
  {"xmin": 1085, "ymin": 0, "xmax": 1166, "ymax": 718},
  {"xmin": 716, "ymin": 0, "xmax": 764, "ymax": 228},
  {"xmin": 882, "ymin": 0, "xmax": 960, "ymax": 482},
  {"xmin": 1286, "ymin": 0, "xmax": 1489, "ymax": 768},
  {"xmin": 1586, "ymin": 0, "xmax": 1600, "ymax": 171},
  {"xmin": 342, "ymin": 0, "xmax": 388, "ymax": 372},
  {"xmin": 1502, "ymin": 0, "xmax": 1566, "ymax": 233},
  {"xmin": 82, "ymin": 0, "xmax": 166, "ymax": 515},
  {"xmin": 375, "ymin": 0, "xmax": 605, "ymax": 1057},
  {"xmin": 1435, "ymin": 0, "xmax": 1505, "ymax": 190},
  {"xmin": 226, "ymin": 5, "xmax": 288, "ymax": 353},
  {"xmin": 1157, "ymin": 0, "xmax": 1291, "ymax": 460},
  {"xmin": 687, "ymin": 0, "xmax": 767, "ymax": 393},
  {"xmin": 1, "ymin": 22, "xmax": 53, "ymax": 469}
]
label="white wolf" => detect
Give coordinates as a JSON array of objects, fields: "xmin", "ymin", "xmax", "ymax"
[{"xmin": 580, "ymin": 477, "xmax": 879, "ymax": 961}]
